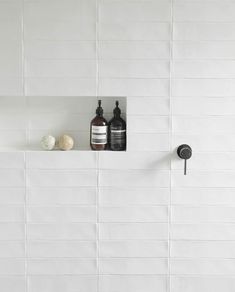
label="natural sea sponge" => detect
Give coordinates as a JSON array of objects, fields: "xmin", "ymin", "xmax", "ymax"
[
  {"xmin": 40, "ymin": 135, "xmax": 56, "ymax": 150},
  {"xmin": 58, "ymin": 134, "xmax": 74, "ymax": 151}
]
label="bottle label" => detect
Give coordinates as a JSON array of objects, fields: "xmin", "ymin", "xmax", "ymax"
[
  {"xmin": 110, "ymin": 129, "xmax": 126, "ymax": 144},
  {"xmin": 91, "ymin": 125, "xmax": 107, "ymax": 144}
]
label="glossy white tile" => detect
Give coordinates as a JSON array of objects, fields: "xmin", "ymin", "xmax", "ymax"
[
  {"xmin": 0, "ymin": 241, "xmax": 24, "ymax": 257},
  {"xmin": 99, "ymin": 41, "xmax": 170, "ymax": 59},
  {"xmin": 0, "ymin": 276, "xmax": 25, "ymax": 292},
  {"xmin": 27, "ymin": 206, "xmax": 96, "ymax": 223},
  {"xmin": 100, "ymin": 223, "xmax": 168, "ymax": 240},
  {"xmin": 100, "ymin": 60, "xmax": 169, "ymax": 78},
  {"xmin": 99, "ymin": 187, "xmax": 170, "ymax": 205},
  {"xmin": 174, "ymin": 22, "xmax": 235, "ymax": 41},
  {"xmin": 0, "ymin": 259, "xmax": 24, "ymax": 275},
  {"xmin": 26, "ymin": 151, "xmax": 97, "ymax": 169},
  {"xmin": 100, "ymin": 275, "xmax": 167, "ymax": 292},
  {"xmin": 174, "ymin": 2, "xmax": 235, "ymax": 21},
  {"xmin": 100, "ymin": 1, "xmax": 171, "ymax": 22},
  {"xmin": 28, "ymin": 187, "xmax": 96, "ymax": 205},
  {"xmin": 100, "ymin": 258, "xmax": 168, "ymax": 275},
  {"xmin": 100, "ymin": 170, "xmax": 170, "ymax": 187},
  {"xmin": 172, "ymin": 188, "xmax": 235, "ymax": 205},
  {"xmin": 172, "ymin": 241, "xmax": 235, "ymax": 258},
  {"xmin": 100, "ymin": 206, "xmax": 168, "ymax": 223},
  {"xmin": 99, "ymin": 22, "xmax": 170, "ymax": 41},
  {"xmin": 25, "ymin": 40, "xmax": 96, "ymax": 59},
  {"xmin": 28, "ymin": 241, "xmax": 96, "ymax": 258},
  {"xmin": 172, "ymin": 223, "xmax": 235, "ymax": 240},
  {"xmin": 28, "ymin": 275, "xmax": 97, "ymax": 292},
  {"xmin": 27, "ymin": 223, "xmax": 96, "ymax": 240},
  {"xmin": 99, "ymin": 78, "xmax": 169, "ymax": 97},
  {"xmin": 28, "ymin": 259, "xmax": 97, "ymax": 275},
  {"xmin": 174, "ymin": 41, "xmax": 235, "ymax": 59},
  {"xmin": 171, "ymin": 276, "xmax": 235, "ymax": 292},
  {"xmin": 99, "ymin": 151, "xmax": 170, "ymax": 170},
  {"xmin": 27, "ymin": 170, "xmax": 97, "ymax": 187},
  {"xmin": 100, "ymin": 241, "xmax": 168, "ymax": 257}
]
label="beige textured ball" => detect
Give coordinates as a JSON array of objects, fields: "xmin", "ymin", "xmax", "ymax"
[{"xmin": 58, "ymin": 135, "xmax": 74, "ymax": 151}]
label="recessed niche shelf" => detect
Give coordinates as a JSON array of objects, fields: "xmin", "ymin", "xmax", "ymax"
[{"xmin": 0, "ymin": 96, "xmax": 127, "ymax": 151}]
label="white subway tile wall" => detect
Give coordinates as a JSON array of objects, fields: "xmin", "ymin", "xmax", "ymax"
[{"xmin": 0, "ymin": 0, "xmax": 234, "ymax": 291}]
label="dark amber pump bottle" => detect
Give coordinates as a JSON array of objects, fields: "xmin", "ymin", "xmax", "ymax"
[
  {"xmin": 90, "ymin": 100, "xmax": 108, "ymax": 150},
  {"xmin": 108, "ymin": 101, "xmax": 126, "ymax": 151}
]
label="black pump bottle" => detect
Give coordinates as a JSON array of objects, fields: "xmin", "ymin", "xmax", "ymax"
[
  {"xmin": 90, "ymin": 100, "xmax": 108, "ymax": 150},
  {"xmin": 108, "ymin": 101, "xmax": 126, "ymax": 151}
]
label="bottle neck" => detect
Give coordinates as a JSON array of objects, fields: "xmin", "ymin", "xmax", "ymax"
[
  {"xmin": 114, "ymin": 113, "xmax": 120, "ymax": 118},
  {"xmin": 96, "ymin": 112, "xmax": 103, "ymax": 117}
]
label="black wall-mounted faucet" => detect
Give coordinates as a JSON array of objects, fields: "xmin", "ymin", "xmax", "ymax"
[{"xmin": 177, "ymin": 144, "xmax": 192, "ymax": 175}]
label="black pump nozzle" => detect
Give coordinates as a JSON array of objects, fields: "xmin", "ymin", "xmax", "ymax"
[
  {"xmin": 113, "ymin": 100, "xmax": 121, "ymax": 116},
  {"xmin": 96, "ymin": 99, "xmax": 103, "ymax": 116}
]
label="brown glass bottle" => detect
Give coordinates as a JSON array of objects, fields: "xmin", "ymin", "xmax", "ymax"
[
  {"xmin": 90, "ymin": 100, "xmax": 108, "ymax": 150},
  {"xmin": 108, "ymin": 101, "xmax": 126, "ymax": 151}
]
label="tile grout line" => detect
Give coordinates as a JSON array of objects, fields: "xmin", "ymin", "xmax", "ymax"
[
  {"xmin": 96, "ymin": 1, "xmax": 100, "ymax": 291},
  {"xmin": 168, "ymin": 0, "xmax": 174, "ymax": 291},
  {"xmin": 24, "ymin": 151, "xmax": 28, "ymax": 292},
  {"xmin": 21, "ymin": 1, "xmax": 28, "ymax": 291},
  {"xmin": 21, "ymin": 0, "xmax": 29, "ymax": 149},
  {"xmin": 97, "ymin": 152, "xmax": 100, "ymax": 292},
  {"xmin": 96, "ymin": 0, "xmax": 100, "ymax": 105}
]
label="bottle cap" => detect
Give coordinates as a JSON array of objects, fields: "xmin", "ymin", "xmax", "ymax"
[
  {"xmin": 96, "ymin": 100, "xmax": 103, "ymax": 116},
  {"xmin": 113, "ymin": 100, "xmax": 121, "ymax": 116}
]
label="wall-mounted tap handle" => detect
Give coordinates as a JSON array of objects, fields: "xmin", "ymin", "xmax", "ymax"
[{"xmin": 177, "ymin": 144, "xmax": 192, "ymax": 175}]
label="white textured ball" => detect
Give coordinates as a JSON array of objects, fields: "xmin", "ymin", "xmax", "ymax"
[
  {"xmin": 40, "ymin": 135, "xmax": 56, "ymax": 150},
  {"xmin": 58, "ymin": 134, "xmax": 74, "ymax": 151}
]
